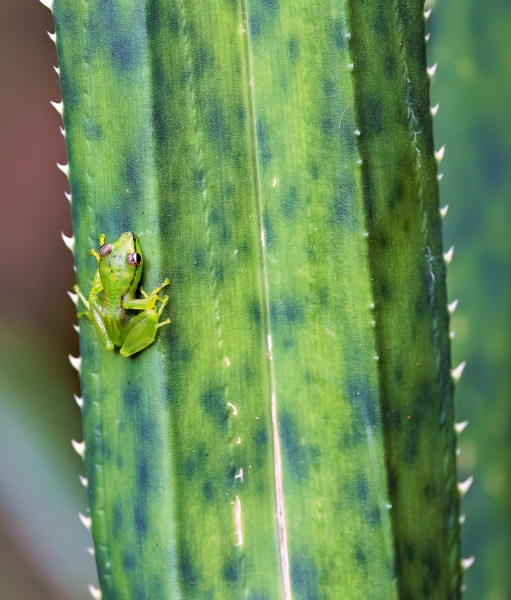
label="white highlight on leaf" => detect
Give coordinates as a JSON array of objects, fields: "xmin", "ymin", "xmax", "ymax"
[
  {"xmin": 88, "ymin": 584, "xmax": 102, "ymax": 599},
  {"xmin": 233, "ymin": 495, "xmax": 243, "ymax": 546},
  {"xmin": 461, "ymin": 556, "xmax": 475, "ymax": 570},
  {"xmin": 224, "ymin": 356, "xmax": 231, "ymax": 367},
  {"xmin": 458, "ymin": 476, "xmax": 474, "ymax": 495},
  {"xmin": 455, "ymin": 420, "xmax": 469, "ymax": 434},
  {"xmin": 439, "ymin": 203, "xmax": 449, "ymax": 218},
  {"xmin": 448, "ymin": 298, "xmax": 459, "ymax": 314},
  {"xmin": 71, "ymin": 439, "xmax": 85, "ymax": 458},
  {"xmin": 435, "ymin": 144, "xmax": 446, "ymax": 162},
  {"xmin": 79, "ymin": 475, "xmax": 88, "ymax": 488},
  {"xmin": 272, "ymin": 177, "xmax": 277, "ymax": 188},
  {"xmin": 271, "ymin": 391, "xmax": 291, "ymax": 599},
  {"xmin": 427, "ymin": 63, "xmax": 438, "ymax": 78},
  {"xmin": 78, "ymin": 512, "xmax": 92, "ymax": 530},
  {"xmin": 69, "ymin": 354, "xmax": 82, "ymax": 373},
  {"xmin": 61, "ymin": 231, "xmax": 75, "ymax": 252},
  {"xmin": 74, "ymin": 394, "xmax": 84, "ymax": 409},
  {"xmin": 431, "ymin": 103, "xmax": 440, "ymax": 117},
  {"xmin": 452, "ymin": 361, "xmax": 466, "ymax": 382},
  {"xmin": 227, "ymin": 402, "xmax": 238, "ymax": 416},
  {"xmin": 236, "ymin": 437, "xmax": 242, "ymax": 445},
  {"xmin": 267, "ymin": 335, "xmax": 273, "ymax": 359},
  {"xmin": 443, "ymin": 245, "xmax": 454, "ymax": 264}
]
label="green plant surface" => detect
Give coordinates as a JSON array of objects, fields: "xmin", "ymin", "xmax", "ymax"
[{"xmin": 49, "ymin": 0, "xmax": 461, "ymax": 597}]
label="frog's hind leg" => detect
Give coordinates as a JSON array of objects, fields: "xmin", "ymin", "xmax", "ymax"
[{"xmin": 119, "ymin": 309, "xmax": 170, "ymax": 357}]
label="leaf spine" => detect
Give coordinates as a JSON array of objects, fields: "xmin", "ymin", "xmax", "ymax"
[
  {"xmin": 87, "ymin": 547, "xmax": 95, "ymax": 557},
  {"xmin": 455, "ymin": 420, "xmax": 469, "ymax": 434},
  {"xmin": 47, "ymin": 31, "xmax": 56, "ymax": 43},
  {"xmin": 74, "ymin": 394, "xmax": 84, "ymax": 409},
  {"xmin": 425, "ymin": 32, "xmax": 431, "ymax": 42},
  {"xmin": 71, "ymin": 439, "xmax": 86, "ymax": 457},
  {"xmin": 431, "ymin": 103, "xmax": 440, "ymax": 117},
  {"xmin": 88, "ymin": 583, "xmax": 102, "ymax": 599},
  {"xmin": 427, "ymin": 63, "xmax": 438, "ymax": 78},
  {"xmin": 443, "ymin": 245, "xmax": 454, "ymax": 264},
  {"xmin": 437, "ymin": 172, "xmax": 444, "ymax": 181},
  {"xmin": 73, "ymin": 324, "xmax": 80, "ymax": 333},
  {"xmin": 459, "ymin": 514, "xmax": 466, "ymax": 524},
  {"xmin": 448, "ymin": 298, "xmax": 459, "ymax": 314},
  {"xmin": 458, "ymin": 475, "xmax": 473, "ymax": 495},
  {"xmin": 39, "ymin": 0, "xmax": 53, "ymax": 10},
  {"xmin": 64, "ymin": 191, "xmax": 72, "ymax": 203},
  {"xmin": 67, "ymin": 291, "xmax": 78, "ymax": 306},
  {"xmin": 424, "ymin": 8, "xmax": 432, "ymax": 20},
  {"xmin": 69, "ymin": 354, "xmax": 82, "ymax": 373},
  {"xmin": 79, "ymin": 475, "xmax": 88, "ymax": 488},
  {"xmin": 461, "ymin": 556, "xmax": 475, "ymax": 570},
  {"xmin": 451, "ymin": 361, "xmax": 466, "ymax": 382},
  {"xmin": 440, "ymin": 204, "xmax": 449, "ymax": 218},
  {"xmin": 57, "ymin": 162, "xmax": 69, "ymax": 176},
  {"xmin": 61, "ymin": 231, "xmax": 75, "ymax": 252},
  {"xmin": 79, "ymin": 512, "xmax": 92, "ymax": 530},
  {"xmin": 435, "ymin": 144, "xmax": 446, "ymax": 162},
  {"xmin": 50, "ymin": 100, "xmax": 63, "ymax": 115},
  {"xmin": 54, "ymin": 65, "xmax": 60, "ymax": 75}
]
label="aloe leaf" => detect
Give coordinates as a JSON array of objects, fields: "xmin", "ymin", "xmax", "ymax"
[{"xmin": 48, "ymin": 0, "xmax": 461, "ymax": 597}]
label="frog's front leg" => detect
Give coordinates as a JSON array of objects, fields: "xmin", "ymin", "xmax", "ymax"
[
  {"xmin": 119, "ymin": 299, "xmax": 171, "ymax": 357},
  {"xmin": 74, "ymin": 284, "xmax": 114, "ymax": 352}
]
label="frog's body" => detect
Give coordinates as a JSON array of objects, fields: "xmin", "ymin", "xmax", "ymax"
[{"xmin": 74, "ymin": 232, "xmax": 170, "ymax": 357}]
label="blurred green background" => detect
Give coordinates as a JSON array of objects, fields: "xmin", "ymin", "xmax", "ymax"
[{"xmin": 0, "ymin": 0, "xmax": 509, "ymax": 598}]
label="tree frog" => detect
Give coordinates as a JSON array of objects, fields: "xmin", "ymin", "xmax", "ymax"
[{"xmin": 74, "ymin": 232, "xmax": 170, "ymax": 357}]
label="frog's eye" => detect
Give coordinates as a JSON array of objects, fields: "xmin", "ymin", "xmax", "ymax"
[
  {"xmin": 99, "ymin": 244, "xmax": 113, "ymax": 257},
  {"xmin": 127, "ymin": 252, "xmax": 142, "ymax": 266}
]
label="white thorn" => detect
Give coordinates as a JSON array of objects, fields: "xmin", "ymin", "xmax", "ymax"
[
  {"xmin": 69, "ymin": 354, "xmax": 82, "ymax": 373},
  {"xmin": 60, "ymin": 126, "xmax": 66, "ymax": 138},
  {"xmin": 47, "ymin": 31, "xmax": 56, "ymax": 43},
  {"xmin": 431, "ymin": 103, "xmax": 440, "ymax": 117},
  {"xmin": 455, "ymin": 420, "xmax": 469, "ymax": 434},
  {"xmin": 67, "ymin": 290, "xmax": 78, "ymax": 306},
  {"xmin": 424, "ymin": 8, "xmax": 432, "ymax": 19},
  {"xmin": 449, "ymin": 330, "xmax": 455, "ymax": 339},
  {"xmin": 461, "ymin": 556, "xmax": 475, "ymax": 570},
  {"xmin": 452, "ymin": 361, "xmax": 466, "ymax": 382},
  {"xmin": 87, "ymin": 547, "xmax": 95, "ymax": 557},
  {"xmin": 50, "ymin": 100, "xmax": 63, "ymax": 115},
  {"xmin": 79, "ymin": 475, "xmax": 88, "ymax": 488},
  {"xmin": 459, "ymin": 514, "xmax": 466, "ymax": 524},
  {"xmin": 88, "ymin": 583, "xmax": 102, "ymax": 599},
  {"xmin": 425, "ymin": 32, "xmax": 431, "ymax": 42},
  {"xmin": 440, "ymin": 203, "xmax": 449, "ymax": 218},
  {"xmin": 458, "ymin": 475, "xmax": 473, "ymax": 495},
  {"xmin": 39, "ymin": 0, "xmax": 54, "ymax": 10},
  {"xmin": 435, "ymin": 144, "xmax": 446, "ymax": 162},
  {"xmin": 71, "ymin": 439, "xmax": 85, "ymax": 458},
  {"xmin": 443, "ymin": 245, "xmax": 454, "ymax": 264},
  {"xmin": 73, "ymin": 324, "xmax": 80, "ymax": 333},
  {"xmin": 61, "ymin": 231, "xmax": 75, "ymax": 252},
  {"xmin": 437, "ymin": 172, "xmax": 444, "ymax": 181},
  {"xmin": 54, "ymin": 65, "xmax": 60, "ymax": 75},
  {"xmin": 227, "ymin": 402, "xmax": 238, "ymax": 416},
  {"xmin": 74, "ymin": 394, "xmax": 84, "ymax": 409},
  {"xmin": 427, "ymin": 63, "xmax": 438, "ymax": 78},
  {"xmin": 64, "ymin": 191, "xmax": 72, "ymax": 203},
  {"xmin": 448, "ymin": 298, "xmax": 459, "ymax": 314},
  {"xmin": 78, "ymin": 512, "xmax": 92, "ymax": 530},
  {"xmin": 57, "ymin": 162, "xmax": 69, "ymax": 176}
]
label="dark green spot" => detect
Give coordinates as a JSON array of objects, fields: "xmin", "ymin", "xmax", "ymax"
[
  {"xmin": 223, "ymin": 557, "xmax": 239, "ymax": 583},
  {"xmin": 280, "ymin": 411, "xmax": 308, "ymax": 480},
  {"xmin": 124, "ymin": 383, "xmax": 141, "ymax": 410},
  {"xmin": 282, "ymin": 185, "xmax": 298, "ymax": 217},
  {"xmin": 203, "ymin": 480, "xmax": 214, "ymax": 501},
  {"xmin": 257, "ymin": 118, "xmax": 272, "ymax": 165},
  {"xmin": 287, "ymin": 36, "xmax": 299, "ymax": 62},
  {"xmin": 331, "ymin": 19, "xmax": 346, "ymax": 50},
  {"xmin": 134, "ymin": 504, "xmax": 147, "ymax": 536},
  {"xmin": 122, "ymin": 551, "xmax": 136, "ymax": 570},
  {"xmin": 291, "ymin": 552, "xmax": 319, "ymax": 600},
  {"xmin": 201, "ymin": 387, "xmax": 227, "ymax": 427}
]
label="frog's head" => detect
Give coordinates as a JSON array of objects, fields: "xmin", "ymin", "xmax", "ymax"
[{"xmin": 98, "ymin": 232, "xmax": 143, "ymax": 295}]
